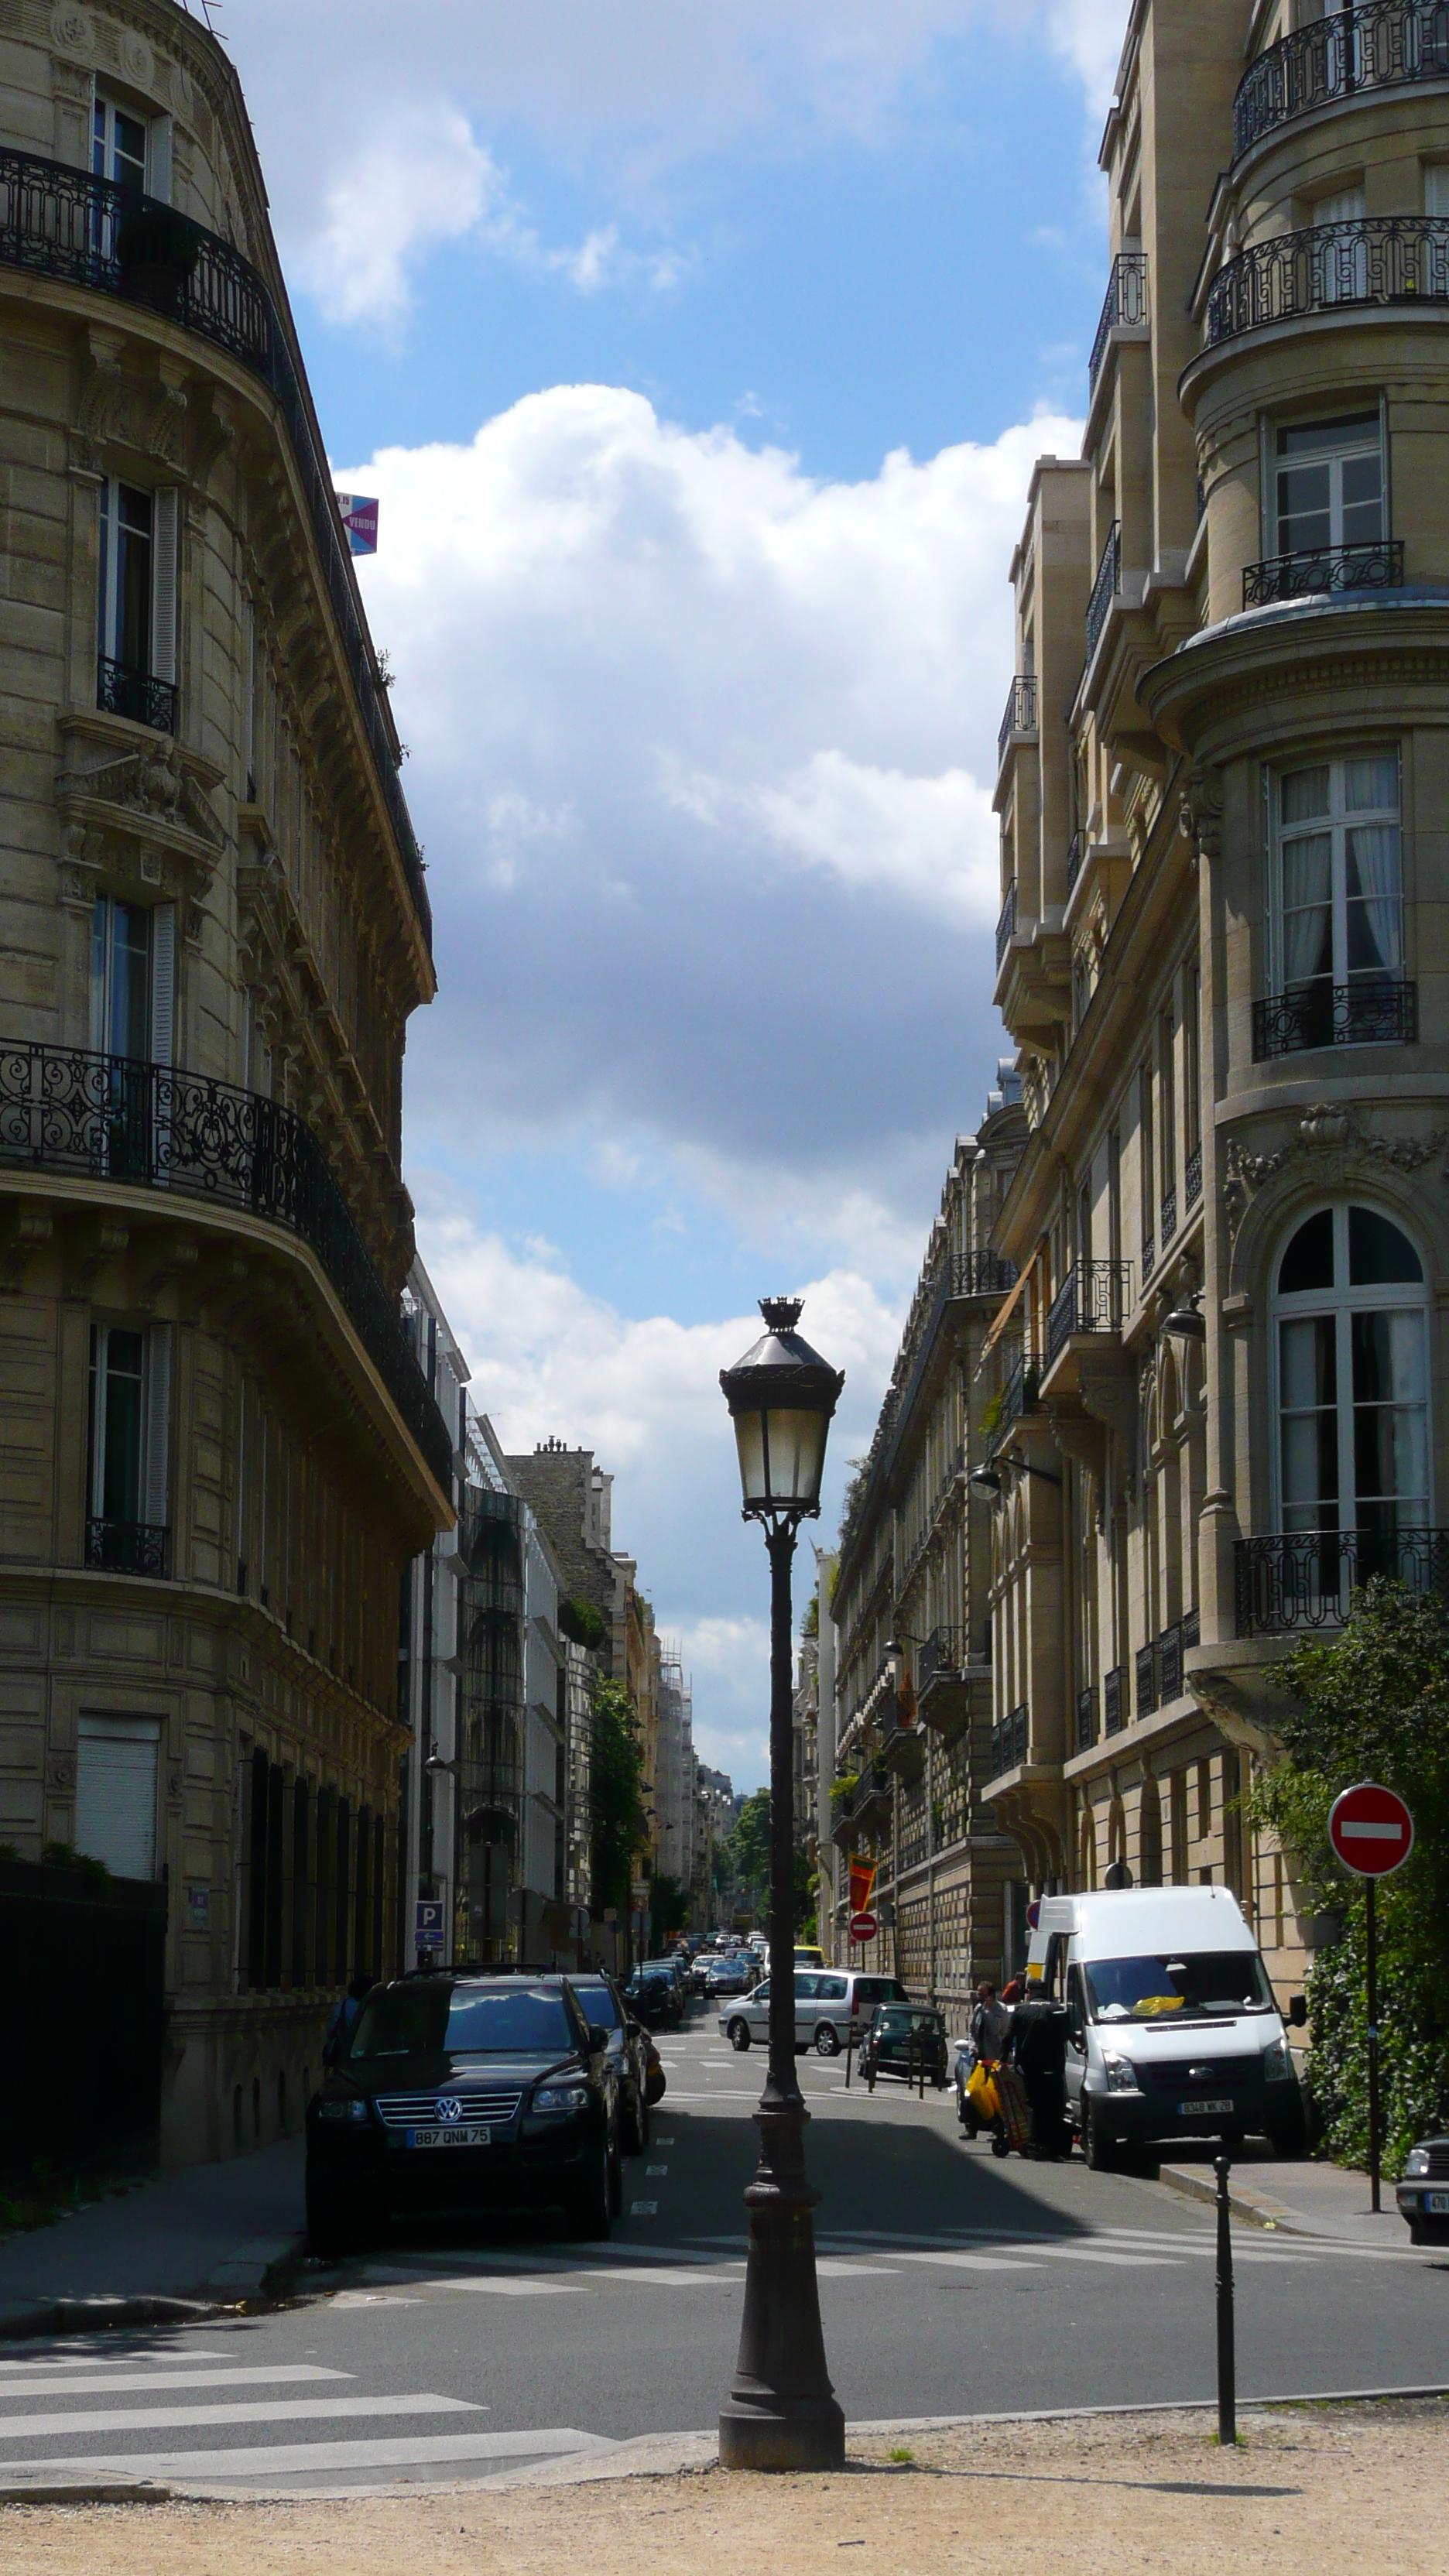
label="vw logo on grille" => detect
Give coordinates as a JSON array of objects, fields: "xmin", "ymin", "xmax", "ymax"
[{"xmin": 436, "ymin": 2096, "xmax": 462, "ymax": 2123}]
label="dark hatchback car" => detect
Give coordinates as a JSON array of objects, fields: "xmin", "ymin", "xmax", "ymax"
[
  {"xmin": 861, "ymin": 2002, "xmax": 950, "ymax": 2091},
  {"xmin": 536, "ymin": 1968, "xmax": 652, "ymax": 2156},
  {"xmin": 625, "ymin": 1966, "xmax": 682, "ymax": 2032},
  {"xmin": 306, "ymin": 1975, "xmax": 618, "ymax": 2253}
]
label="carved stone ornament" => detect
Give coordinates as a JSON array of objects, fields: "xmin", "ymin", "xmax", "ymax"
[
  {"xmin": 1223, "ymin": 1102, "xmax": 1449, "ymax": 1244},
  {"xmin": 44, "ymin": 1749, "xmax": 77, "ymax": 1797},
  {"xmin": 119, "ymin": 28, "xmax": 155, "ymax": 87},
  {"xmin": 59, "ymin": 735, "xmax": 224, "ymax": 858},
  {"xmin": 1179, "ymin": 763, "xmax": 1223, "ymax": 860},
  {"xmin": 77, "ymin": 351, "xmax": 189, "ymax": 473},
  {"xmin": 49, "ymin": 5, "xmax": 94, "ymax": 53}
]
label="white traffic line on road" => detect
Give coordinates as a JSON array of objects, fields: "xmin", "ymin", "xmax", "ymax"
[
  {"xmin": 0, "ymin": 2394, "xmax": 480, "ymax": 2441},
  {"xmin": 414, "ymin": 2278, "xmax": 587, "ymax": 2298},
  {"xmin": 0, "ymin": 2347, "xmax": 234, "ymax": 2374},
  {"xmin": 0, "ymin": 2427, "xmax": 614, "ymax": 2489},
  {"xmin": 0, "ymin": 2365, "xmax": 349, "ymax": 2400},
  {"xmin": 892, "ymin": 2252, "xmax": 1046, "ymax": 2273}
]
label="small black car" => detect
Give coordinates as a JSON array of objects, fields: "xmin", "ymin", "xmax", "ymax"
[
  {"xmin": 306, "ymin": 1974, "xmax": 618, "ymax": 2253},
  {"xmin": 538, "ymin": 1968, "xmax": 652, "ymax": 2156},
  {"xmin": 625, "ymin": 1966, "xmax": 682, "ymax": 2031},
  {"xmin": 861, "ymin": 2002, "xmax": 950, "ymax": 2091}
]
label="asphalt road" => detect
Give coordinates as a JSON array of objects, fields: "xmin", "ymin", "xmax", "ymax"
[{"xmin": 2, "ymin": 2006, "xmax": 1446, "ymax": 2496}]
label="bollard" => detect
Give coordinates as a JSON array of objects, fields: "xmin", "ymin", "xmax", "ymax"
[
  {"xmin": 1214, "ymin": 2151, "xmax": 1236, "ymax": 2445},
  {"xmin": 844, "ymin": 2024, "xmax": 853, "ymax": 2089}
]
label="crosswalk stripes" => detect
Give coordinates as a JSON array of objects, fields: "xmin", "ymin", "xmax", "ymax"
[{"xmin": 0, "ymin": 2344, "xmax": 613, "ymax": 2499}]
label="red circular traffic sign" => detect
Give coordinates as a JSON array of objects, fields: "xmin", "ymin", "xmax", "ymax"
[
  {"xmin": 1328, "ymin": 1781, "xmax": 1414, "ymax": 1879},
  {"xmin": 849, "ymin": 1910, "xmax": 879, "ymax": 1944}
]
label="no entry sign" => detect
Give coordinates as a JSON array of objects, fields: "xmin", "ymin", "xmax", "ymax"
[
  {"xmin": 1328, "ymin": 1781, "xmax": 1414, "ymax": 1879},
  {"xmin": 849, "ymin": 1910, "xmax": 879, "ymax": 1944}
]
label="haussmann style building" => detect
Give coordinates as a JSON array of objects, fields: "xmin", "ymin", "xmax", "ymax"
[{"xmin": 0, "ymin": 0, "xmax": 454, "ymax": 2163}]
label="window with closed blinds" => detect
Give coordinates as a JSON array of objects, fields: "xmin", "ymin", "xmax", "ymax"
[{"xmin": 75, "ymin": 1715, "xmax": 161, "ymax": 1881}]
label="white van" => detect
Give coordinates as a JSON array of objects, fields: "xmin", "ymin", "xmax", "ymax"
[
  {"xmin": 719, "ymin": 1968, "xmax": 906, "ymax": 2055},
  {"xmin": 1026, "ymin": 1886, "xmax": 1305, "ymax": 2168}
]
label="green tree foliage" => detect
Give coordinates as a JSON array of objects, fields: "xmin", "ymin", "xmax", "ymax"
[
  {"xmin": 726, "ymin": 1786, "xmax": 814, "ymax": 1932},
  {"xmin": 649, "ymin": 1873, "xmax": 690, "ymax": 1950},
  {"xmin": 559, "ymin": 1597, "xmax": 608, "ymax": 1653},
  {"xmin": 1248, "ymin": 1578, "xmax": 1449, "ymax": 2174},
  {"xmin": 802, "ymin": 1590, "xmax": 819, "ymax": 1639},
  {"xmin": 590, "ymin": 1677, "xmax": 646, "ymax": 1914}
]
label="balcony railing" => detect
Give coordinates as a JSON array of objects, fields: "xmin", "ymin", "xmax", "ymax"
[
  {"xmin": 998, "ymin": 674, "xmax": 1037, "ymax": 762},
  {"xmin": 1184, "ymin": 1139, "xmax": 1203, "ymax": 1211},
  {"xmin": 1235, "ymin": 1526, "xmax": 1449, "ymax": 1635},
  {"xmin": 97, "ymin": 654, "xmax": 176, "ymax": 735},
  {"xmin": 1161, "ymin": 1184, "xmax": 1178, "ymax": 1247},
  {"xmin": 916, "ymin": 1625, "xmax": 961, "ymax": 1698},
  {"xmin": 995, "ymin": 880, "xmax": 1018, "ymax": 968},
  {"xmin": 1252, "ymin": 975, "xmax": 1417, "ymax": 1060},
  {"xmin": 1088, "ymin": 249, "xmax": 1149, "ymax": 395},
  {"xmin": 1206, "ymin": 216, "xmax": 1449, "ymax": 347},
  {"xmin": 1085, "ymin": 519, "xmax": 1122, "ymax": 665},
  {"xmin": 1142, "ymin": 1231, "xmax": 1156, "ymax": 1284},
  {"xmin": 1234, "ymin": 1, "xmax": 1449, "ymax": 159},
  {"xmin": 0, "ymin": 148, "xmax": 429, "ymax": 949},
  {"xmin": 1065, "ymin": 830, "xmax": 1084, "ymax": 899},
  {"xmin": 988, "ymin": 1704, "xmax": 1029, "ymax": 1779},
  {"xmin": 1045, "ymin": 1259, "xmax": 1132, "ymax": 1368},
  {"xmin": 1135, "ymin": 1642, "xmax": 1158, "ymax": 1719},
  {"xmin": 1243, "ymin": 538, "xmax": 1405, "ymax": 608},
  {"xmin": 0, "ymin": 1041, "xmax": 453, "ymax": 1494},
  {"xmin": 86, "ymin": 1516, "xmax": 168, "ymax": 1577},
  {"xmin": 997, "ymin": 1347, "xmax": 1041, "ymax": 1437},
  {"xmin": 1104, "ymin": 1665, "xmax": 1126, "ymax": 1736},
  {"xmin": 952, "ymin": 1250, "xmax": 1019, "ymax": 1298},
  {"xmin": 1075, "ymin": 1684, "xmax": 1098, "ymax": 1755}
]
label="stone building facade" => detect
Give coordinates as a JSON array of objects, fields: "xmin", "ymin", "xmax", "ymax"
[
  {"xmin": 0, "ymin": 0, "xmax": 451, "ymax": 2163},
  {"xmin": 827, "ymin": 1073, "xmax": 1030, "ymax": 2012},
  {"xmin": 980, "ymin": 0, "xmax": 1449, "ymax": 1996}
]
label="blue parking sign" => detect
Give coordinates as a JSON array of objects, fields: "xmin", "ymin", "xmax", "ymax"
[{"xmin": 415, "ymin": 1899, "xmax": 444, "ymax": 1945}]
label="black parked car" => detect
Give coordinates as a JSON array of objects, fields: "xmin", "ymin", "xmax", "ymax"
[
  {"xmin": 306, "ymin": 1974, "xmax": 619, "ymax": 2254},
  {"xmin": 860, "ymin": 2002, "xmax": 950, "ymax": 2091},
  {"xmin": 538, "ymin": 1968, "xmax": 653, "ymax": 2156},
  {"xmin": 625, "ymin": 1966, "xmax": 683, "ymax": 2031}
]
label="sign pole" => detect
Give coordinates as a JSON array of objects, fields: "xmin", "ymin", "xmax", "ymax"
[
  {"xmin": 1366, "ymin": 1874, "xmax": 1380, "ymax": 2216},
  {"xmin": 1214, "ymin": 2152, "xmax": 1236, "ymax": 2446}
]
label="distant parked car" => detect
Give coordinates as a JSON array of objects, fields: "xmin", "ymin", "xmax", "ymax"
[
  {"xmin": 1397, "ymin": 2136, "xmax": 1449, "ymax": 2244},
  {"xmin": 860, "ymin": 2002, "xmax": 950, "ymax": 2091},
  {"xmin": 539, "ymin": 1968, "xmax": 652, "ymax": 2156},
  {"xmin": 720, "ymin": 1969, "xmax": 907, "ymax": 2055},
  {"xmin": 625, "ymin": 1967, "xmax": 682, "ymax": 2031}
]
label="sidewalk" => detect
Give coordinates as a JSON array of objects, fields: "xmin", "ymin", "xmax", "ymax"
[
  {"xmin": 0, "ymin": 2141, "xmax": 306, "ymax": 2335},
  {"xmin": 2, "ymin": 2402, "xmax": 1447, "ymax": 2574},
  {"xmin": 1157, "ymin": 2139, "xmax": 1405, "ymax": 2246}
]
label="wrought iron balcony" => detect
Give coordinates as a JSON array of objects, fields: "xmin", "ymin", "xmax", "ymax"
[
  {"xmin": 951, "ymin": 1250, "xmax": 1019, "ymax": 1299},
  {"xmin": 997, "ymin": 1347, "xmax": 1041, "ymax": 1437},
  {"xmin": 97, "ymin": 655, "xmax": 176, "ymax": 735},
  {"xmin": 1184, "ymin": 1139, "xmax": 1203, "ymax": 1211},
  {"xmin": 988, "ymin": 1704, "xmax": 1029, "ymax": 1780},
  {"xmin": 0, "ymin": 1041, "xmax": 453, "ymax": 1494},
  {"xmin": 998, "ymin": 674, "xmax": 1037, "ymax": 762},
  {"xmin": 1085, "ymin": 519, "xmax": 1122, "ymax": 665},
  {"xmin": 1206, "ymin": 216, "xmax": 1449, "ymax": 347},
  {"xmin": 916, "ymin": 1625, "xmax": 961, "ymax": 1699},
  {"xmin": 0, "ymin": 147, "xmax": 429, "ymax": 949},
  {"xmin": 1088, "ymin": 250, "xmax": 1149, "ymax": 395},
  {"xmin": 1234, "ymin": 1, "xmax": 1449, "ymax": 159},
  {"xmin": 1235, "ymin": 1526, "xmax": 1449, "ymax": 1635},
  {"xmin": 1065, "ymin": 830, "xmax": 1084, "ymax": 899},
  {"xmin": 1135, "ymin": 1641, "xmax": 1158, "ymax": 1719},
  {"xmin": 1075, "ymin": 1684, "xmax": 1098, "ymax": 1755},
  {"xmin": 1104, "ymin": 1665, "xmax": 1125, "ymax": 1736},
  {"xmin": 1142, "ymin": 1231, "xmax": 1156, "ymax": 1284},
  {"xmin": 1159, "ymin": 1622, "xmax": 1183, "ymax": 1706},
  {"xmin": 1045, "ymin": 1259, "xmax": 1132, "ymax": 1368},
  {"xmin": 1252, "ymin": 975, "xmax": 1417, "ymax": 1060},
  {"xmin": 86, "ymin": 1516, "xmax": 167, "ymax": 1577},
  {"xmin": 1243, "ymin": 538, "xmax": 1404, "ymax": 609},
  {"xmin": 1161, "ymin": 1185, "xmax": 1177, "ymax": 1248},
  {"xmin": 995, "ymin": 879, "xmax": 1018, "ymax": 968}
]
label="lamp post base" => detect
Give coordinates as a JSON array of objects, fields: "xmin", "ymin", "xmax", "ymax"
[{"xmin": 718, "ymin": 2098, "xmax": 846, "ymax": 2473}]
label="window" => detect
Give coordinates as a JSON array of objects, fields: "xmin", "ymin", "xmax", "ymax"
[
  {"xmin": 91, "ymin": 897, "xmax": 151, "ymax": 1060},
  {"xmin": 87, "ymin": 1321, "xmax": 170, "ymax": 1566},
  {"xmin": 1274, "ymin": 1205, "xmax": 1429, "ymax": 1549},
  {"xmin": 93, "ymin": 94, "xmax": 148, "ymax": 191},
  {"xmin": 1274, "ymin": 414, "xmax": 1382, "ymax": 560},
  {"xmin": 1137, "ymin": 1063, "xmax": 1155, "ymax": 1266},
  {"xmin": 75, "ymin": 1714, "xmax": 161, "ymax": 1879},
  {"xmin": 1159, "ymin": 1006, "xmax": 1177, "ymax": 1237},
  {"xmin": 98, "ymin": 479, "xmax": 177, "ymax": 728},
  {"xmin": 1185, "ymin": 969, "xmax": 1201, "ymax": 1158},
  {"xmin": 1270, "ymin": 754, "xmax": 1402, "ymax": 1046}
]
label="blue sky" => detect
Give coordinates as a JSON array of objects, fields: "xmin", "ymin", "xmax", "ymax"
[{"xmin": 221, "ymin": 0, "xmax": 1123, "ymax": 1788}]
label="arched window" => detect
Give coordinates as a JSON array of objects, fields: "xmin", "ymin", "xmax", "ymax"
[{"xmin": 1273, "ymin": 1204, "xmax": 1429, "ymax": 1560}]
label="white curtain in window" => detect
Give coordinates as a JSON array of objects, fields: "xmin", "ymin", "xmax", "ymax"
[
  {"xmin": 1281, "ymin": 833, "xmax": 1331, "ymax": 985},
  {"xmin": 1345, "ymin": 823, "xmax": 1401, "ymax": 973}
]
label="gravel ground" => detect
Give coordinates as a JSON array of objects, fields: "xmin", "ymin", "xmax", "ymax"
[{"xmin": 2, "ymin": 2401, "xmax": 1446, "ymax": 2575}]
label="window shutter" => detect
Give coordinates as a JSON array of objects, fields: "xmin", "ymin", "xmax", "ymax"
[
  {"xmin": 145, "ymin": 1321, "xmax": 173, "ymax": 1530},
  {"xmin": 149, "ymin": 902, "xmax": 175, "ymax": 1067},
  {"xmin": 76, "ymin": 1716, "xmax": 160, "ymax": 1881},
  {"xmin": 149, "ymin": 115, "xmax": 173, "ymax": 202},
  {"xmin": 152, "ymin": 485, "xmax": 178, "ymax": 685}
]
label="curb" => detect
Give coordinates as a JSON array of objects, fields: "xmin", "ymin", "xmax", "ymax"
[
  {"xmin": 1156, "ymin": 2163, "xmax": 1293, "ymax": 2232},
  {"xmin": 0, "ymin": 2237, "xmax": 307, "ymax": 2343}
]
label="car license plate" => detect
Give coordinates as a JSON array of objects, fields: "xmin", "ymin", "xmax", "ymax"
[
  {"xmin": 1180, "ymin": 2098, "xmax": 1234, "ymax": 2116},
  {"xmin": 405, "ymin": 2125, "xmax": 490, "ymax": 2150},
  {"xmin": 1427, "ymin": 2191, "xmax": 1449, "ymax": 2214}
]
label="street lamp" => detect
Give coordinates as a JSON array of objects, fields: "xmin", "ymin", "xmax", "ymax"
[{"xmin": 718, "ymin": 1295, "xmax": 846, "ymax": 2472}]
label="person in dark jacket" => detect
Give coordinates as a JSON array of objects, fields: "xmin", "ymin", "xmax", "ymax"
[
  {"xmin": 1008, "ymin": 1984, "xmax": 1070, "ymax": 2160},
  {"xmin": 970, "ymin": 1980, "xmax": 1012, "ymax": 2062},
  {"xmin": 324, "ymin": 1973, "xmax": 375, "ymax": 2065}
]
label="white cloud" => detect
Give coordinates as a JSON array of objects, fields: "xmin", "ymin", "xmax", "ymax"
[
  {"xmin": 1044, "ymin": 0, "xmax": 1129, "ymax": 120},
  {"xmin": 297, "ymin": 105, "xmax": 494, "ymax": 325}
]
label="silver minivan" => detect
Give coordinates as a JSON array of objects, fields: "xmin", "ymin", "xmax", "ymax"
[{"xmin": 718, "ymin": 1969, "xmax": 906, "ymax": 2056}]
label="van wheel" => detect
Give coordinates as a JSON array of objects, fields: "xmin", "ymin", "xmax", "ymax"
[
  {"xmin": 1084, "ymin": 2107, "xmax": 1117, "ymax": 2171},
  {"xmin": 728, "ymin": 2019, "xmax": 751, "ymax": 2051},
  {"xmin": 814, "ymin": 2024, "xmax": 841, "ymax": 2057}
]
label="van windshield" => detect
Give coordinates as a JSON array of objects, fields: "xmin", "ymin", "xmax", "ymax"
[{"xmin": 1084, "ymin": 1951, "xmax": 1274, "ymax": 2023}]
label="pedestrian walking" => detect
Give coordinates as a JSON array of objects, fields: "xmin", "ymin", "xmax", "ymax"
[
  {"xmin": 324, "ymin": 1972, "xmax": 375, "ymax": 2065},
  {"xmin": 970, "ymin": 1979, "xmax": 1011, "ymax": 2062},
  {"xmin": 1006, "ymin": 1982, "xmax": 1070, "ymax": 2160}
]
